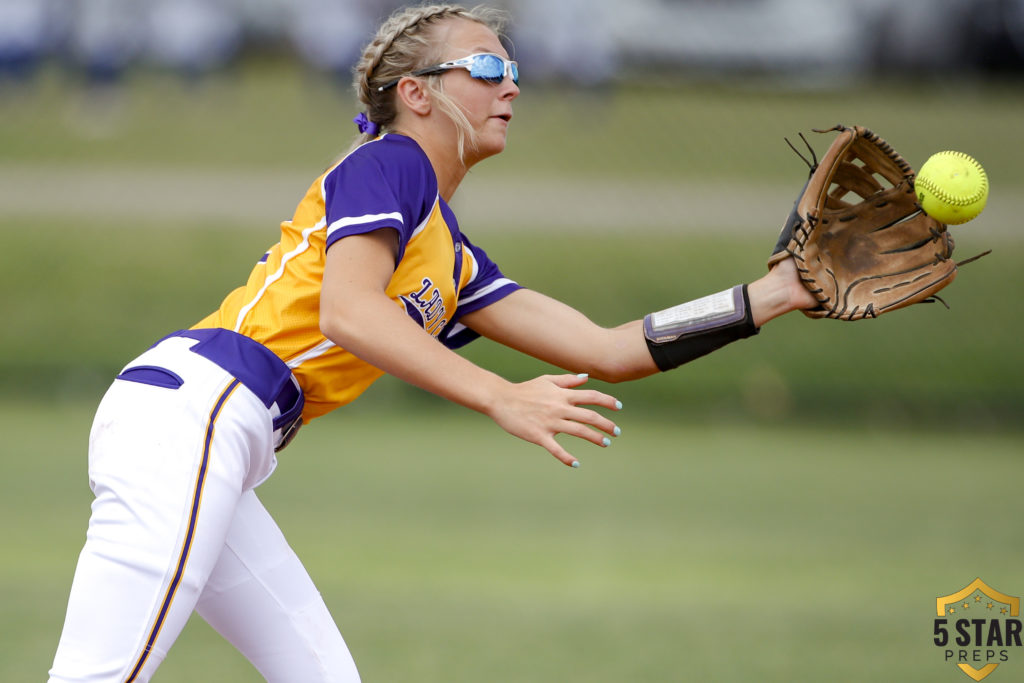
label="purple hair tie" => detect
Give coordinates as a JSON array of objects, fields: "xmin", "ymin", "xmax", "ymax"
[{"xmin": 353, "ymin": 112, "xmax": 380, "ymax": 136}]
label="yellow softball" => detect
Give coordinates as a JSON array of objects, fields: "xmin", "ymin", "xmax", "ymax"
[{"xmin": 915, "ymin": 151, "xmax": 989, "ymax": 225}]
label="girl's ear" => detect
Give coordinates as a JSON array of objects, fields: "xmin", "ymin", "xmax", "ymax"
[{"xmin": 395, "ymin": 77, "xmax": 432, "ymax": 116}]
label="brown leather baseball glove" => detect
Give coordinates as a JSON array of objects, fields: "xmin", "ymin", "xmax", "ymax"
[{"xmin": 769, "ymin": 124, "xmax": 968, "ymax": 320}]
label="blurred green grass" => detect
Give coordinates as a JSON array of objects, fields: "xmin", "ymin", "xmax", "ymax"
[
  {"xmin": 2, "ymin": 219, "xmax": 1021, "ymax": 427},
  {"xmin": 3, "ymin": 62, "xmax": 1024, "ymax": 185},
  {"xmin": 6, "ymin": 401, "xmax": 1023, "ymax": 682}
]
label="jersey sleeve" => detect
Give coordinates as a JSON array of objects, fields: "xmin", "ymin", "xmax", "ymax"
[
  {"xmin": 438, "ymin": 236, "xmax": 521, "ymax": 349},
  {"xmin": 322, "ymin": 139, "xmax": 436, "ymax": 258}
]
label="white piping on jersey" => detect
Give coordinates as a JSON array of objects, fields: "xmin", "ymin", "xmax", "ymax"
[
  {"xmin": 446, "ymin": 321, "xmax": 468, "ymax": 338},
  {"xmin": 318, "ymin": 135, "xmax": 386, "ymax": 198},
  {"xmin": 326, "ymin": 211, "xmax": 404, "ymax": 241},
  {"xmin": 457, "ymin": 277, "xmax": 515, "ymax": 307},
  {"xmin": 233, "ymin": 220, "xmax": 325, "ymax": 332},
  {"xmin": 408, "ymin": 195, "xmax": 439, "ymax": 240},
  {"xmin": 445, "ymin": 274, "xmax": 516, "ymax": 342},
  {"xmin": 285, "ymin": 337, "xmax": 336, "ymax": 369},
  {"xmin": 465, "ymin": 244, "xmax": 480, "ymax": 282},
  {"xmin": 283, "ymin": 197, "xmax": 438, "ymax": 371}
]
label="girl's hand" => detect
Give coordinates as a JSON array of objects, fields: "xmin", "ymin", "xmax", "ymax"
[
  {"xmin": 772, "ymin": 256, "xmax": 819, "ymax": 311},
  {"xmin": 486, "ymin": 373, "xmax": 622, "ymax": 468},
  {"xmin": 749, "ymin": 256, "xmax": 820, "ymax": 326}
]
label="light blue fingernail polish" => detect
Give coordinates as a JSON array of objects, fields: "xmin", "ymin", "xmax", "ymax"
[
  {"xmin": 602, "ymin": 436, "xmax": 611, "ymax": 447},
  {"xmin": 577, "ymin": 373, "xmax": 589, "ymax": 379},
  {"xmin": 613, "ymin": 426, "xmax": 621, "ymax": 437},
  {"xmin": 571, "ymin": 461, "xmax": 580, "ymax": 468},
  {"xmin": 615, "ymin": 400, "xmax": 623, "ymax": 410}
]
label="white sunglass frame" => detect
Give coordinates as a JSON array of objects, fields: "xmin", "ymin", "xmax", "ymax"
[{"xmin": 377, "ymin": 53, "xmax": 519, "ymax": 92}]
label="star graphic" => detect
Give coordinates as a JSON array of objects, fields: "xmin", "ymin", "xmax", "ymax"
[
  {"xmin": 987, "ymin": 603, "xmax": 995, "ymax": 610},
  {"xmin": 975, "ymin": 596, "xmax": 982, "ymax": 602},
  {"xmin": 950, "ymin": 607, "xmax": 956, "ymax": 614},
  {"xmin": 1001, "ymin": 607, "xmax": 1009, "ymax": 615},
  {"xmin": 963, "ymin": 602, "xmax": 971, "ymax": 609}
]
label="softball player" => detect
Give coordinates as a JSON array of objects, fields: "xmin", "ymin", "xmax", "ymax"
[{"xmin": 49, "ymin": 5, "xmax": 816, "ymax": 681}]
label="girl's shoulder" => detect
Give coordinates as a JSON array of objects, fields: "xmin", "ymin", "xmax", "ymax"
[
  {"xmin": 327, "ymin": 134, "xmax": 436, "ymax": 199},
  {"xmin": 342, "ymin": 134, "xmax": 430, "ymax": 173}
]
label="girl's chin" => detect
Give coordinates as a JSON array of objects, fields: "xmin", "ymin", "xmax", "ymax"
[{"xmin": 468, "ymin": 137, "xmax": 508, "ymax": 164}]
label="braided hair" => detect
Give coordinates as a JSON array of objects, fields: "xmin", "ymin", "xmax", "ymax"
[{"xmin": 348, "ymin": 4, "xmax": 509, "ymax": 158}]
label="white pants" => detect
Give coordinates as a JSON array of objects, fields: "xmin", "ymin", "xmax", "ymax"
[{"xmin": 49, "ymin": 337, "xmax": 360, "ymax": 682}]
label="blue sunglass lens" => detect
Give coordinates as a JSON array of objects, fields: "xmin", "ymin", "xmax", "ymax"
[{"xmin": 470, "ymin": 55, "xmax": 517, "ymax": 84}]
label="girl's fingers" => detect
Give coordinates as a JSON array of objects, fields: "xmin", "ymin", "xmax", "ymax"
[
  {"xmin": 541, "ymin": 436, "xmax": 580, "ymax": 468},
  {"xmin": 547, "ymin": 374, "xmax": 623, "ymax": 412},
  {"xmin": 558, "ymin": 419, "xmax": 614, "ymax": 448},
  {"xmin": 547, "ymin": 372, "xmax": 591, "ymax": 388},
  {"xmin": 503, "ymin": 374, "xmax": 625, "ymax": 468},
  {"xmin": 569, "ymin": 390, "xmax": 622, "ymax": 412},
  {"xmin": 565, "ymin": 406, "xmax": 619, "ymax": 439}
]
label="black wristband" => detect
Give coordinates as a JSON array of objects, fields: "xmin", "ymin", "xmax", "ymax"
[{"xmin": 643, "ymin": 285, "xmax": 760, "ymax": 371}]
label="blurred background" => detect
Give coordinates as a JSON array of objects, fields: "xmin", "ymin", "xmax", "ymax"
[
  {"xmin": 3, "ymin": 1, "xmax": 1024, "ymax": 681},
  {"xmin": 1, "ymin": 0, "xmax": 1023, "ymax": 86},
  {"xmin": 2, "ymin": 0, "xmax": 1023, "ymax": 424}
]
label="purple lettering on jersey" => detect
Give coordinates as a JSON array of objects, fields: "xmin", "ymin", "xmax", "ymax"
[{"xmin": 401, "ymin": 277, "xmax": 448, "ymax": 337}]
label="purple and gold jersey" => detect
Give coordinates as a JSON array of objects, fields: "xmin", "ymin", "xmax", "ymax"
[{"xmin": 193, "ymin": 134, "xmax": 520, "ymax": 422}]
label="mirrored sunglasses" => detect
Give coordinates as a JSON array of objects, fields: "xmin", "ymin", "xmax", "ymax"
[{"xmin": 377, "ymin": 53, "xmax": 519, "ymax": 92}]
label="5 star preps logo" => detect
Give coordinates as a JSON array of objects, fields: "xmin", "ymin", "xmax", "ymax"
[{"xmin": 934, "ymin": 578, "xmax": 1022, "ymax": 681}]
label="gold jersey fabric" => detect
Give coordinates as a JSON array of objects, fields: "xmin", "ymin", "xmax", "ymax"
[{"xmin": 192, "ymin": 134, "xmax": 520, "ymax": 422}]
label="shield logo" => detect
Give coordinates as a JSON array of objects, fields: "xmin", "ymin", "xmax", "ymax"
[{"xmin": 936, "ymin": 578, "xmax": 1021, "ymax": 681}]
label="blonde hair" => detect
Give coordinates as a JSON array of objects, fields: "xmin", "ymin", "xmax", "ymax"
[{"xmin": 348, "ymin": 4, "xmax": 510, "ymax": 159}]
